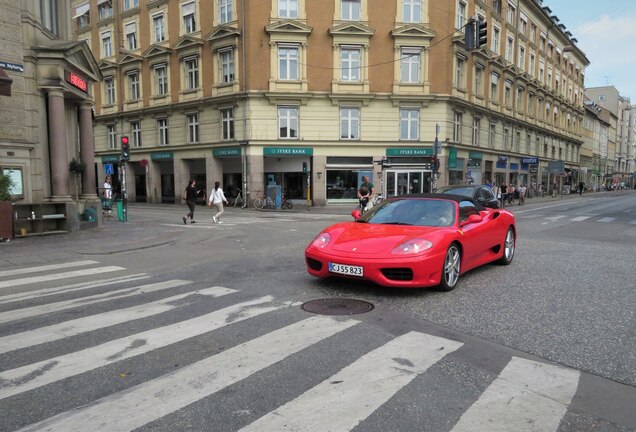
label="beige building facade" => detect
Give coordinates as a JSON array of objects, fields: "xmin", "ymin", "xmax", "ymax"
[{"xmin": 77, "ymin": 0, "xmax": 589, "ymax": 206}]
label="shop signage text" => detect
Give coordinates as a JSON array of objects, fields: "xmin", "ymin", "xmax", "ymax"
[
  {"xmin": 65, "ymin": 71, "xmax": 87, "ymax": 92},
  {"xmin": 151, "ymin": 151, "xmax": 174, "ymax": 161},
  {"xmin": 447, "ymin": 147, "xmax": 457, "ymax": 169},
  {"xmin": 468, "ymin": 151, "xmax": 483, "ymax": 159},
  {"xmin": 522, "ymin": 157, "xmax": 539, "ymax": 164},
  {"xmin": 102, "ymin": 154, "xmax": 120, "ymax": 163},
  {"xmin": 213, "ymin": 147, "xmax": 241, "ymax": 157},
  {"xmin": 386, "ymin": 148, "xmax": 432, "ymax": 156},
  {"xmin": 264, "ymin": 147, "xmax": 313, "ymax": 156},
  {"xmin": 0, "ymin": 61, "xmax": 23, "ymax": 73}
]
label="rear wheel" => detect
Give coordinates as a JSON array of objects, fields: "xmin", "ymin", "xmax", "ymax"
[
  {"xmin": 438, "ymin": 244, "xmax": 461, "ymax": 291},
  {"xmin": 253, "ymin": 198, "xmax": 264, "ymax": 209},
  {"xmin": 497, "ymin": 227, "xmax": 515, "ymax": 265},
  {"xmin": 285, "ymin": 200, "xmax": 293, "ymax": 209}
]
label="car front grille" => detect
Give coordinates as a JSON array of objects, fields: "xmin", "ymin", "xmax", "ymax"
[
  {"xmin": 306, "ymin": 258, "xmax": 322, "ymax": 271},
  {"xmin": 381, "ymin": 268, "xmax": 413, "ymax": 281}
]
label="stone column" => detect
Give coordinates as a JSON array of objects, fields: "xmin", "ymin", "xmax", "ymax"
[
  {"xmin": 79, "ymin": 102, "xmax": 97, "ymax": 199},
  {"xmin": 47, "ymin": 89, "xmax": 71, "ymax": 200},
  {"xmin": 175, "ymin": 159, "xmax": 190, "ymax": 203}
]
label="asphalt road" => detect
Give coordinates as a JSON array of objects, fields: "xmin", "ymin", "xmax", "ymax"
[{"xmin": 0, "ymin": 191, "xmax": 634, "ymax": 431}]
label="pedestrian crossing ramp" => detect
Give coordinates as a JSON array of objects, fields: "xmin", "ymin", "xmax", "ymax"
[{"xmin": 0, "ymin": 260, "xmax": 592, "ymax": 431}]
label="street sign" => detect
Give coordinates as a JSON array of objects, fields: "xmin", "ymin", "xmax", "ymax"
[{"xmin": 104, "ymin": 164, "xmax": 114, "ymax": 175}]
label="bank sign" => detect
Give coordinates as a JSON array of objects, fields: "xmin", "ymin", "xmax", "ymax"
[
  {"xmin": 213, "ymin": 147, "xmax": 241, "ymax": 157},
  {"xmin": 264, "ymin": 147, "xmax": 313, "ymax": 156},
  {"xmin": 386, "ymin": 148, "xmax": 433, "ymax": 156}
]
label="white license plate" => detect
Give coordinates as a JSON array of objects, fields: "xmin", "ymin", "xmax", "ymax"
[{"xmin": 328, "ymin": 262, "xmax": 363, "ymax": 277}]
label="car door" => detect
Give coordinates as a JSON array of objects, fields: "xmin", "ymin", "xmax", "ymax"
[{"xmin": 457, "ymin": 200, "xmax": 492, "ymax": 268}]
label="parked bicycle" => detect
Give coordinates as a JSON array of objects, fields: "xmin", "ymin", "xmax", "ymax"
[
  {"xmin": 252, "ymin": 191, "xmax": 276, "ymax": 209},
  {"xmin": 227, "ymin": 188, "xmax": 244, "ymax": 207},
  {"xmin": 281, "ymin": 193, "xmax": 293, "ymax": 209}
]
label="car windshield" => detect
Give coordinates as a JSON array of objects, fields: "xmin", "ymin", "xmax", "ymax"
[
  {"xmin": 360, "ymin": 199, "xmax": 456, "ymax": 227},
  {"xmin": 438, "ymin": 187, "xmax": 473, "ymax": 197}
]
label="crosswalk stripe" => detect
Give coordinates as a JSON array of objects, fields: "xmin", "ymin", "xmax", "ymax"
[
  {"xmin": 597, "ymin": 217, "xmax": 616, "ymax": 223},
  {"xmin": 14, "ymin": 316, "xmax": 358, "ymax": 432},
  {"xmin": 239, "ymin": 331, "xmax": 463, "ymax": 432},
  {"xmin": 0, "ymin": 260, "xmax": 99, "ymax": 278},
  {"xmin": 0, "ymin": 266, "xmax": 125, "ymax": 290},
  {"xmin": 0, "ymin": 286, "xmax": 237, "ymax": 355},
  {"xmin": 571, "ymin": 216, "xmax": 591, "ymax": 222},
  {"xmin": 0, "ymin": 279, "xmax": 190, "ymax": 324},
  {"xmin": 450, "ymin": 356, "xmax": 580, "ymax": 432},
  {"xmin": 0, "ymin": 274, "xmax": 149, "ymax": 304},
  {"xmin": 0, "ymin": 295, "xmax": 284, "ymax": 400}
]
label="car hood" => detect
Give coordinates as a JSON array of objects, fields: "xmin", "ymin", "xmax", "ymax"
[{"xmin": 329, "ymin": 223, "xmax": 441, "ymax": 254}]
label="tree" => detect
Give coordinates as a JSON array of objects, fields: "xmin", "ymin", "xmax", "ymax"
[
  {"xmin": 0, "ymin": 171, "xmax": 15, "ymax": 201},
  {"xmin": 69, "ymin": 158, "xmax": 86, "ymax": 200}
]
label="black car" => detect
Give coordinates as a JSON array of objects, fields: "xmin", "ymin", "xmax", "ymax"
[{"xmin": 436, "ymin": 184, "xmax": 500, "ymax": 209}]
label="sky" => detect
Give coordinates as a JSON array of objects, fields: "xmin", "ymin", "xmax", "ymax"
[{"xmin": 545, "ymin": 0, "xmax": 636, "ymax": 101}]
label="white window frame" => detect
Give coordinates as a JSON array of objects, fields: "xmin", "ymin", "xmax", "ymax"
[
  {"xmin": 182, "ymin": 2, "xmax": 196, "ymax": 33},
  {"xmin": 107, "ymin": 124, "xmax": 117, "ymax": 149},
  {"xmin": 453, "ymin": 112, "xmax": 462, "ymax": 142},
  {"xmin": 457, "ymin": 0, "xmax": 467, "ymax": 30},
  {"xmin": 489, "ymin": 122, "xmax": 496, "ymax": 149},
  {"xmin": 506, "ymin": 36, "xmax": 514, "ymax": 62},
  {"xmin": 184, "ymin": 56, "xmax": 199, "ymax": 90},
  {"xmin": 341, "ymin": 0, "xmax": 361, "ymax": 20},
  {"xmin": 187, "ymin": 112, "xmax": 199, "ymax": 144},
  {"xmin": 125, "ymin": 22, "xmax": 137, "ymax": 50},
  {"xmin": 279, "ymin": 0, "xmax": 299, "ymax": 18},
  {"xmin": 154, "ymin": 64, "xmax": 168, "ymax": 96},
  {"xmin": 455, "ymin": 56, "xmax": 465, "ymax": 89},
  {"xmin": 400, "ymin": 48, "xmax": 420, "ymax": 83},
  {"xmin": 219, "ymin": 49, "xmax": 235, "ymax": 83},
  {"xmin": 472, "ymin": 117, "xmax": 480, "ymax": 146},
  {"xmin": 124, "ymin": 0, "xmax": 139, "ymax": 9},
  {"xmin": 98, "ymin": 0, "xmax": 113, "ymax": 20},
  {"xmin": 153, "ymin": 13, "xmax": 166, "ymax": 42},
  {"xmin": 278, "ymin": 45, "xmax": 299, "ymax": 80},
  {"xmin": 492, "ymin": 27, "xmax": 500, "ymax": 54},
  {"xmin": 220, "ymin": 0, "xmax": 233, "ymax": 24},
  {"xmin": 400, "ymin": 108, "xmax": 419, "ymax": 141},
  {"xmin": 157, "ymin": 118, "xmax": 169, "ymax": 146},
  {"xmin": 340, "ymin": 46, "xmax": 361, "ymax": 82},
  {"xmin": 340, "ymin": 107, "xmax": 360, "ymax": 140},
  {"xmin": 403, "ymin": 0, "xmax": 421, "ymax": 23},
  {"xmin": 221, "ymin": 108, "xmax": 235, "ymax": 140},
  {"xmin": 278, "ymin": 106, "xmax": 299, "ymax": 139},
  {"xmin": 131, "ymin": 121, "xmax": 142, "ymax": 147},
  {"xmin": 474, "ymin": 65, "xmax": 484, "ymax": 96},
  {"xmin": 104, "ymin": 77, "xmax": 115, "ymax": 105},
  {"xmin": 101, "ymin": 31, "xmax": 112, "ymax": 58},
  {"xmin": 128, "ymin": 71, "xmax": 140, "ymax": 100}
]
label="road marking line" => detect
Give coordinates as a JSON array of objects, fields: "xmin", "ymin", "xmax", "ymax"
[
  {"xmin": 570, "ymin": 216, "xmax": 591, "ymax": 222},
  {"xmin": 545, "ymin": 215, "xmax": 567, "ymax": 221},
  {"xmin": 0, "ymin": 286, "xmax": 237, "ymax": 355},
  {"xmin": 597, "ymin": 217, "xmax": 616, "ymax": 223},
  {"xmin": 0, "ymin": 274, "xmax": 149, "ymax": 304},
  {"xmin": 0, "ymin": 280, "xmax": 191, "ymax": 324},
  {"xmin": 0, "ymin": 295, "xmax": 290, "ymax": 401},
  {"xmin": 12, "ymin": 316, "xmax": 358, "ymax": 431},
  {"xmin": 240, "ymin": 331, "xmax": 463, "ymax": 432},
  {"xmin": 0, "ymin": 260, "xmax": 99, "ymax": 278},
  {"xmin": 0, "ymin": 266, "xmax": 125, "ymax": 290},
  {"xmin": 451, "ymin": 357, "xmax": 580, "ymax": 432}
]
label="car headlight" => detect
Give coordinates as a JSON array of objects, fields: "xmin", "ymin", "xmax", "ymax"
[
  {"xmin": 391, "ymin": 239, "xmax": 433, "ymax": 255},
  {"xmin": 311, "ymin": 232, "xmax": 331, "ymax": 248}
]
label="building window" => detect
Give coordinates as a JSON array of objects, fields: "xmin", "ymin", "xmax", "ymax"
[
  {"xmin": 131, "ymin": 121, "xmax": 142, "ymax": 147},
  {"xmin": 493, "ymin": 0, "xmax": 502, "ymax": 15},
  {"xmin": 278, "ymin": 106, "xmax": 299, "ymax": 139},
  {"xmin": 403, "ymin": 0, "xmax": 421, "ymax": 23},
  {"xmin": 520, "ymin": 16, "xmax": 527, "ymax": 35},
  {"xmin": 507, "ymin": 2, "xmax": 515, "ymax": 24},
  {"xmin": 340, "ymin": 46, "xmax": 361, "ymax": 81},
  {"xmin": 519, "ymin": 46, "xmax": 525, "ymax": 69},
  {"xmin": 515, "ymin": 130, "xmax": 521, "ymax": 152},
  {"xmin": 489, "ymin": 122, "xmax": 496, "ymax": 148},
  {"xmin": 400, "ymin": 48, "xmax": 420, "ymax": 83},
  {"xmin": 516, "ymin": 87, "xmax": 523, "ymax": 112},
  {"xmin": 278, "ymin": 45, "xmax": 299, "ymax": 80},
  {"xmin": 219, "ymin": 49, "xmax": 235, "ymax": 83},
  {"xmin": 153, "ymin": 14, "xmax": 166, "ymax": 42},
  {"xmin": 128, "ymin": 71, "xmax": 140, "ymax": 100},
  {"xmin": 184, "ymin": 57, "xmax": 199, "ymax": 90},
  {"xmin": 98, "ymin": 0, "xmax": 113, "ymax": 20},
  {"xmin": 124, "ymin": 0, "xmax": 139, "ymax": 10},
  {"xmin": 526, "ymin": 133, "xmax": 531, "ymax": 154},
  {"xmin": 340, "ymin": 107, "xmax": 360, "ymax": 140},
  {"xmin": 125, "ymin": 22, "xmax": 137, "ymax": 50},
  {"xmin": 503, "ymin": 127, "xmax": 510, "ymax": 149},
  {"xmin": 157, "ymin": 118, "xmax": 169, "ymax": 146},
  {"xmin": 107, "ymin": 124, "xmax": 117, "ymax": 149},
  {"xmin": 490, "ymin": 73, "xmax": 499, "ymax": 103},
  {"xmin": 506, "ymin": 37, "xmax": 513, "ymax": 62},
  {"xmin": 400, "ymin": 108, "xmax": 419, "ymax": 141},
  {"xmin": 341, "ymin": 0, "xmax": 361, "ymax": 20},
  {"xmin": 472, "ymin": 117, "xmax": 480, "ymax": 146},
  {"xmin": 154, "ymin": 64, "xmax": 168, "ymax": 96},
  {"xmin": 74, "ymin": 2, "xmax": 90, "ymax": 28},
  {"xmin": 104, "ymin": 77, "xmax": 115, "ymax": 105},
  {"xmin": 279, "ymin": 0, "xmax": 298, "ymax": 18},
  {"xmin": 187, "ymin": 113, "xmax": 199, "ymax": 144},
  {"xmin": 455, "ymin": 56, "xmax": 465, "ymax": 89},
  {"xmin": 492, "ymin": 27, "xmax": 500, "ymax": 54},
  {"xmin": 220, "ymin": 0, "xmax": 233, "ymax": 24},
  {"xmin": 41, "ymin": 0, "xmax": 60, "ymax": 35},
  {"xmin": 453, "ymin": 112, "xmax": 462, "ymax": 142},
  {"xmin": 457, "ymin": 0, "xmax": 466, "ymax": 30},
  {"xmin": 101, "ymin": 31, "xmax": 112, "ymax": 58},
  {"xmin": 182, "ymin": 2, "xmax": 196, "ymax": 33},
  {"xmin": 529, "ymin": 53, "xmax": 535, "ymax": 76},
  {"xmin": 504, "ymin": 81, "xmax": 511, "ymax": 107},
  {"xmin": 474, "ymin": 65, "xmax": 484, "ymax": 96},
  {"xmin": 221, "ymin": 108, "xmax": 234, "ymax": 140}
]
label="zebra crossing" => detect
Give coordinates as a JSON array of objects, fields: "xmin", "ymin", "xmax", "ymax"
[
  {"xmin": 516, "ymin": 212, "xmax": 630, "ymax": 225},
  {"xmin": 1, "ymin": 260, "xmax": 587, "ymax": 431}
]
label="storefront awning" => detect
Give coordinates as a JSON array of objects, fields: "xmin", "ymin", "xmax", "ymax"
[{"xmin": 0, "ymin": 68, "xmax": 12, "ymax": 97}]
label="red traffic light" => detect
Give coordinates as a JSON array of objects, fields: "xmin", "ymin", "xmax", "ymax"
[{"xmin": 121, "ymin": 136, "xmax": 129, "ymax": 145}]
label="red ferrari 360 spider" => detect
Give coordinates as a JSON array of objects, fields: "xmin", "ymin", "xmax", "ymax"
[{"xmin": 305, "ymin": 194, "xmax": 516, "ymax": 290}]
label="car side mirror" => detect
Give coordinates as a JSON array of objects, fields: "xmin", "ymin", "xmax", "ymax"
[
  {"xmin": 351, "ymin": 209, "xmax": 362, "ymax": 220},
  {"xmin": 460, "ymin": 214, "xmax": 483, "ymax": 227}
]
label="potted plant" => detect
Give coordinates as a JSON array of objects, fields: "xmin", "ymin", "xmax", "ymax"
[{"xmin": 0, "ymin": 171, "xmax": 15, "ymax": 240}]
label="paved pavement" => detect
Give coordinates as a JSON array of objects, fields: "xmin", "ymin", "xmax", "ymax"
[{"xmin": 1, "ymin": 189, "xmax": 632, "ymax": 267}]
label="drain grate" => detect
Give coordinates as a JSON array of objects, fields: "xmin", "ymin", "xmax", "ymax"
[{"xmin": 301, "ymin": 298, "xmax": 375, "ymax": 316}]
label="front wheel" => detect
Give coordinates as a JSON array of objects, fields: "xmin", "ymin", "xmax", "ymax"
[
  {"xmin": 497, "ymin": 227, "xmax": 515, "ymax": 265},
  {"xmin": 284, "ymin": 200, "xmax": 293, "ymax": 209},
  {"xmin": 253, "ymin": 198, "xmax": 264, "ymax": 209},
  {"xmin": 437, "ymin": 243, "xmax": 461, "ymax": 291}
]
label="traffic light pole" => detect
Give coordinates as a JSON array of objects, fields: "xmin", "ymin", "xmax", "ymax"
[{"xmin": 120, "ymin": 160, "xmax": 128, "ymax": 222}]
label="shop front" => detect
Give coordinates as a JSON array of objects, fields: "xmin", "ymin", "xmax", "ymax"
[
  {"xmin": 263, "ymin": 147, "xmax": 312, "ymax": 202},
  {"xmin": 213, "ymin": 146, "xmax": 242, "ymax": 199},
  {"xmin": 383, "ymin": 148, "xmax": 435, "ymax": 196},
  {"xmin": 151, "ymin": 151, "xmax": 174, "ymax": 203},
  {"xmin": 325, "ymin": 156, "xmax": 373, "ymax": 204}
]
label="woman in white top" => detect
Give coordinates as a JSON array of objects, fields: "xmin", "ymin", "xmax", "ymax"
[{"xmin": 208, "ymin": 181, "xmax": 228, "ymax": 223}]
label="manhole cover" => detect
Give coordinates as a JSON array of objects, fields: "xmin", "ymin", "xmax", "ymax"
[{"xmin": 301, "ymin": 298, "xmax": 375, "ymax": 316}]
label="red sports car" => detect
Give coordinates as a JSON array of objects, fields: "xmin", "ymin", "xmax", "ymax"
[{"xmin": 305, "ymin": 194, "xmax": 516, "ymax": 290}]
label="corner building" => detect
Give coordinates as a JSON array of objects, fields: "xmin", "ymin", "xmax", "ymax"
[{"xmin": 76, "ymin": 0, "xmax": 589, "ymax": 206}]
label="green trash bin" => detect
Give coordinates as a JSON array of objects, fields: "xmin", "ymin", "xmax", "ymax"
[{"xmin": 115, "ymin": 199, "xmax": 124, "ymax": 221}]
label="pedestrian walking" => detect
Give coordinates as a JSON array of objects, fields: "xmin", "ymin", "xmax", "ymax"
[
  {"xmin": 208, "ymin": 181, "xmax": 228, "ymax": 224},
  {"xmin": 578, "ymin": 181, "xmax": 585, "ymax": 196},
  {"xmin": 182, "ymin": 179, "xmax": 198, "ymax": 224},
  {"xmin": 102, "ymin": 176, "xmax": 112, "ymax": 216},
  {"xmin": 499, "ymin": 182, "xmax": 507, "ymax": 208},
  {"xmin": 518, "ymin": 184, "xmax": 526, "ymax": 205},
  {"xmin": 552, "ymin": 181, "xmax": 558, "ymax": 198}
]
